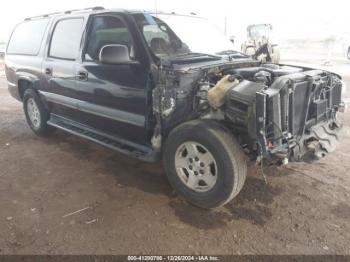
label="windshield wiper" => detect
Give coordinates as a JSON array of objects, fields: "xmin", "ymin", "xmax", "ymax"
[
  {"xmin": 216, "ymin": 50, "xmax": 249, "ymax": 58},
  {"xmin": 172, "ymin": 52, "xmax": 221, "ymax": 59},
  {"xmin": 169, "ymin": 52, "xmax": 223, "ymax": 64}
]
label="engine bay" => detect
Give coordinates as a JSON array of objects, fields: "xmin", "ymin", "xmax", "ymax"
[
  {"xmin": 151, "ymin": 60, "xmax": 344, "ymax": 164},
  {"xmin": 194, "ymin": 63, "xmax": 344, "ymax": 163}
]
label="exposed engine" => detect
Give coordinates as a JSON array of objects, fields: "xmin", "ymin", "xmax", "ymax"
[{"xmin": 197, "ymin": 63, "xmax": 344, "ymax": 163}]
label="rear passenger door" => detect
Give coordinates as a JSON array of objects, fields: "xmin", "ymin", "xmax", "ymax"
[
  {"xmin": 76, "ymin": 14, "xmax": 150, "ymax": 145},
  {"xmin": 41, "ymin": 16, "xmax": 85, "ymax": 121}
]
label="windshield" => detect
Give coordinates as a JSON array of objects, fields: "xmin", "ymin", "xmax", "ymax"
[
  {"xmin": 133, "ymin": 13, "xmax": 236, "ymax": 59},
  {"xmin": 248, "ymin": 24, "xmax": 271, "ymax": 39}
]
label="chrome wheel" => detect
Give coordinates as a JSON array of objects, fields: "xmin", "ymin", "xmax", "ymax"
[
  {"xmin": 26, "ymin": 98, "xmax": 41, "ymax": 129},
  {"xmin": 175, "ymin": 141, "xmax": 218, "ymax": 192}
]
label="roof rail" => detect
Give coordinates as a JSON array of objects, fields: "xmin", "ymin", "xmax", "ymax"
[
  {"xmin": 24, "ymin": 12, "xmax": 60, "ymax": 21},
  {"xmin": 24, "ymin": 6, "xmax": 105, "ymax": 21},
  {"xmin": 64, "ymin": 6, "xmax": 105, "ymax": 14}
]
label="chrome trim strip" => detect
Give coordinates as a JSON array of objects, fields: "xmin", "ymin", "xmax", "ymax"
[
  {"xmin": 7, "ymin": 81, "xmax": 17, "ymax": 87},
  {"xmin": 40, "ymin": 91, "xmax": 145, "ymax": 127},
  {"xmin": 41, "ymin": 91, "xmax": 77, "ymax": 109}
]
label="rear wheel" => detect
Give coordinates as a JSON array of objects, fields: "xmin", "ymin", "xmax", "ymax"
[
  {"xmin": 163, "ymin": 120, "xmax": 247, "ymax": 208},
  {"xmin": 23, "ymin": 89, "xmax": 54, "ymax": 136}
]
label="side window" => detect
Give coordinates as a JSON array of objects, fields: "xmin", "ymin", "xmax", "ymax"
[
  {"xmin": 85, "ymin": 16, "xmax": 134, "ymax": 61},
  {"xmin": 49, "ymin": 18, "xmax": 84, "ymax": 60},
  {"xmin": 7, "ymin": 19, "xmax": 49, "ymax": 55}
]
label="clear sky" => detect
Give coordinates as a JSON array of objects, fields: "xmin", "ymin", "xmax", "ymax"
[{"xmin": 1, "ymin": 0, "xmax": 349, "ymax": 43}]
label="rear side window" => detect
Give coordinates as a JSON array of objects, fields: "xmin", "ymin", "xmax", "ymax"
[
  {"xmin": 7, "ymin": 19, "xmax": 49, "ymax": 55},
  {"xmin": 49, "ymin": 18, "xmax": 84, "ymax": 60}
]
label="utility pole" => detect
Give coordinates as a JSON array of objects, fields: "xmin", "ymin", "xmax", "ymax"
[{"xmin": 224, "ymin": 16, "xmax": 227, "ymax": 36}]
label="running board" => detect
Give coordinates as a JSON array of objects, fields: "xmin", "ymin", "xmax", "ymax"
[{"xmin": 47, "ymin": 114, "xmax": 158, "ymax": 162}]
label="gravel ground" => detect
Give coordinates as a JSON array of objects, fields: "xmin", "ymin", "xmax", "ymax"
[{"xmin": 0, "ymin": 57, "xmax": 350, "ymax": 255}]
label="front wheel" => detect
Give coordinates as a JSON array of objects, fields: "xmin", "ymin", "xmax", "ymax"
[{"xmin": 163, "ymin": 120, "xmax": 247, "ymax": 208}]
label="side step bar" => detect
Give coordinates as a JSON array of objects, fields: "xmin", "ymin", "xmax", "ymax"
[{"xmin": 47, "ymin": 114, "xmax": 159, "ymax": 162}]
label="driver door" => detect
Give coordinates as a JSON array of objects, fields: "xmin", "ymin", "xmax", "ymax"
[{"xmin": 76, "ymin": 14, "xmax": 150, "ymax": 145}]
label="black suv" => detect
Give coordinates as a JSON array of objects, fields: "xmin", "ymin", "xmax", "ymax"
[{"xmin": 5, "ymin": 7, "xmax": 345, "ymax": 208}]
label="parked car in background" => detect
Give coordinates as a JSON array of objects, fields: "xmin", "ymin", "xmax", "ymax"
[{"xmin": 5, "ymin": 7, "xmax": 345, "ymax": 208}]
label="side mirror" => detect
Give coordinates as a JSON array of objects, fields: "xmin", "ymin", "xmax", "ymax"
[{"xmin": 99, "ymin": 44, "xmax": 138, "ymax": 65}]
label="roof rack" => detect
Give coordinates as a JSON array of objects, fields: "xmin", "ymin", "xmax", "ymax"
[
  {"xmin": 24, "ymin": 6, "xmax": 104, "ymax": 21},
  {"xmin": 64, "ymin": 6, "xmax": 104, "ymax": 14}
]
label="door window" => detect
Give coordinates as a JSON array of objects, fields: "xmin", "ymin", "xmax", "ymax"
[
  {"xmin": 85, "ymin": 16, "xmax": 134, "ymax": 61},
  {"xmin": 49, "ymin": 18, "xmax": 84, "ymax": 60}
]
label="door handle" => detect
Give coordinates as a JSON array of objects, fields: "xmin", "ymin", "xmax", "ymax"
[
  {"xmin": 45, "ymin": 68, "xmax": 52, "ymax": 75},
  {"xmin": 76, "ymin": 71, "xmax": 88, "ymax": 81}
]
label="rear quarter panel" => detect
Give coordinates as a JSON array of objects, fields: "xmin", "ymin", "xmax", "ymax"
[{"xmin": 5, "ymin": 17, "xmax": 54, "ymax": 101}]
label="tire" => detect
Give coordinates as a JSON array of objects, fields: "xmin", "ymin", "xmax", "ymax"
[
  {"xmin": 272, "ymin": 46, "xmax": 280, "ymax": 64},
  {"xmin": 163, "ymin": 120, "xmax": 247, "ymax": 209},
  {"xmin": 23, "ymin": 89, "xmax": 54, "ymax": 136}
]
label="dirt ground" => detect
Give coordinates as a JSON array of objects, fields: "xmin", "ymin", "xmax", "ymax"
[{"xmin": 0, "ymin": 57, "xmax": 350, "ymax": 255}]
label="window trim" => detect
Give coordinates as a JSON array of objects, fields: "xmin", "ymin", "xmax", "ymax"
[
  {"xmin": 48, "ymin": 17, "xmax": 85, "ymax": 61},
  {"xmin": 6, "ymin": 18, "xmax": 50, "ymax": 56},
  {"xmin": 82, "ymin": 14, "xmax": 136, "ymax": 63}
]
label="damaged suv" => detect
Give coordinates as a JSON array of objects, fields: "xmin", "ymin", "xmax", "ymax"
[{"xmin": 5, "ymin": 7, "xmax": 345, "ymax": 208}]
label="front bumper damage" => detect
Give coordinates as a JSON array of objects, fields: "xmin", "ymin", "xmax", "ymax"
[
  {"xmin": 255, "ymin": 69, "xmax": 344, "ymax": 163},
  {"xmin": 300, "ymin": 121, "xmax": 343, "ymax": 159},
  {"xmin": 150, "ymin": 60, "xmax": 344, "ymax": 165}
]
